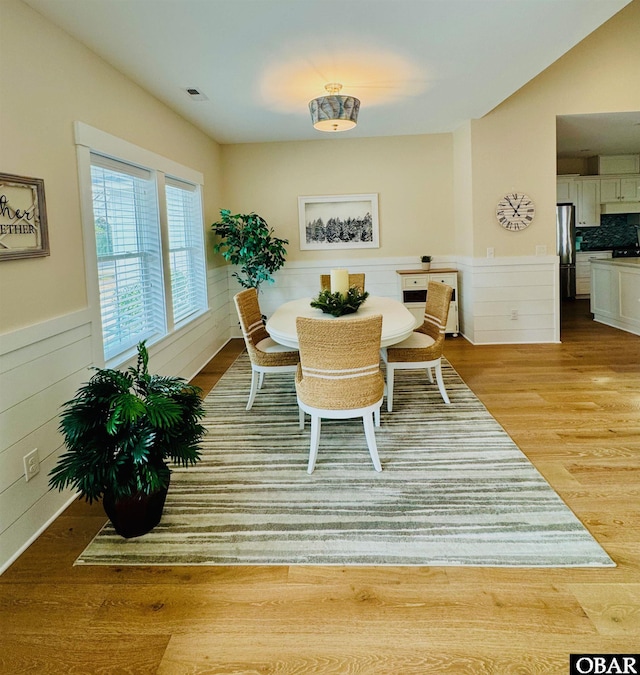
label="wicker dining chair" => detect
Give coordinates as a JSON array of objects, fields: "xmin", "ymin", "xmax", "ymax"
[
  {"xmin": 295, "ymin": 314, "xmax": 384, "ymax": 473},
  {"xmin": 319, "ymin": 273, "xmax": 365, "ymax": 293},
  {"xmin": 381, "ymin": 280, "xmax": 453, "ymax": 411},
  {"xmin": 233, "ymin": 288, "xmax": 299, "ymax": 411}
]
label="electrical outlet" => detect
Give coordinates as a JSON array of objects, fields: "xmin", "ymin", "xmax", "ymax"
[
  {"xmin": 510, "ymin": 309, "xmax": 519, "ymax": 321},
  {"xmin": 23, "ymin": 448, "xmax": 40, "ymax": 482},
  {"xmin": 486, "ymin": 247, "xmax": 495, "ymax": 258},
  {"xmin": 536, "ymin": 245, "xmax": 547, "ymax": 256}
]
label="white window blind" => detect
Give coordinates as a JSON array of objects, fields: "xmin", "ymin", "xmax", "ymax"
[
  {"xmin": 165, "ymin": 178, "xmax": 207, "ymax": 324},
  {"xmin": 90, "ymin": 153, "xmax": 166, "ymax": 360}
]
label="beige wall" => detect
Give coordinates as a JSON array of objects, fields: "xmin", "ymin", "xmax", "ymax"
[
  {"xmin": 453, "ymin": 121, "xmax": 474, "ymax": 258},
  {"xmin": 466, "ymin": 0, "xmax": 640, "ymax": 259},
  {"xmin": 221, "ymin": 134, "xmax": 453, "ymax": 262},
  {"xmin": 0, "ymin": 0, "xmax": 223, "ymax": 334}
]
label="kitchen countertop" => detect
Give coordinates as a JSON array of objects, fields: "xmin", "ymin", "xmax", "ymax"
[{"xmin": 589, "ymin": 258, "xmax": 640, "ymax": 269}]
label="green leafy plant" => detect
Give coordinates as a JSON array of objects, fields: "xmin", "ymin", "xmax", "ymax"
[
  {"xmin": 421, "ymin": 255, "xmax": 432, "ymax": 263},
  {"xmin": 49, "ymin": 341, "xmax": 205, "ymax": 504},
  {"xmin": 310, "ymin": 287, "xmax": 370, "ymax": 317},
  {"xmin": 211, "ymin": 209, "xmax": 288, "ymax": 290}
]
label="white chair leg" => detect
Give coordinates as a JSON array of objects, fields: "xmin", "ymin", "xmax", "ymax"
[
  {"xmin": 374, "ymin": 406, "xmax": 380, "ymax": 427},
  {"xmin": 298, "ymin": 406, "xmax": 305, "ymax": 430},
  {"xmin": 386, "ymin": 365, "xmax": 395, "ymax": 412},
  {"xmin": 258, "ymin": 371, "xmax": 265, "ymax": 390},
  {"xmin": 362, "ymin": 413, "xmax": 382, "ymax": 472},
  {"xmin": 307, "ymin": 415, "xmax": 321, "ymax": 474},
  {"xmin": 427, "ymin": 367, "xmax": 434, "ymax": 383},
  {"xmin": 434, "ymin": 361, "xmax": 450, "ymax": 404},
  {"xmin": 247, "ymin": 369, "xmax": 260, "ymax": 410}
]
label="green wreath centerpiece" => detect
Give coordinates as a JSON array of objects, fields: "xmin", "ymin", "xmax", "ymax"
[{"xmin": 310, "ymin": 287, "xmax": 370, "ymax": 317}]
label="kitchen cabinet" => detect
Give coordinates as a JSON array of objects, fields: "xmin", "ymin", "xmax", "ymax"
[
  {"xmin": 575, "ymin": 179, "xmax": 600, "ymax": 227},
  {"xmin": 590, "ymin": 258, "xmax": 640, "ymax": 336},
  {"xmin": 556, "ymin": 177, "xmax": 600, "ymax": 227},
  {"xmin": 397, "ymin": 269, "xmax": 459, "ymax": 335},
  {"xmin": 588, "ymin": 154, "xmax": 640, "ymax": 175},
  {"xmin": 576, "ymin": 250, "xmax": 612, "ymax": 297},
  {"xmin": 556, "ymin": 177, "xmax": 577, "ymax": 204},
  {"xmin": 600, "ymin": 176, "xmax": 640, "ymax": 203}
]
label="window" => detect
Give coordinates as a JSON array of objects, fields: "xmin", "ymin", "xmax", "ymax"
[
  {"xmin": 165, "ymin": 178, "xmax": 207, "ymax": 325},
  {"xmin": 91, "ymin": 155, "xmax": 166, "ymax": 361},
  {"xmin": 78, "ymin": 125, "xmax": 208, "ymax": 364}
]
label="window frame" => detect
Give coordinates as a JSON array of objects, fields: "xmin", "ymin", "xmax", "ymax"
[
  {"xmin": 164, "ymin": 176, "xmax": 208, "ymax": 328},
  {"xmin": 75, "ymin": 122, "xmax": 208, "ymax": 367}
]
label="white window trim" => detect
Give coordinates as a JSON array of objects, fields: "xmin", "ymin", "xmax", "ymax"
[{"xmin": 74, "ymin": 122, "xmax": 207, "ymax": 367}]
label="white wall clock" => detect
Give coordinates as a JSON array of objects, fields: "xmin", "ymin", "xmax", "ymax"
[{"xmin": 496, "ymin": 193, "xmax": 535, "ymax": 231}]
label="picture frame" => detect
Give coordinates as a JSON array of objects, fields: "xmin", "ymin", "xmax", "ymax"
[
  {"xmin": 298, "ymin": 193, "xmax": 379, "ymax": 250},
  {"xmin": 0, "ymin": 173, "xmax": 50, "ymax": 261}
]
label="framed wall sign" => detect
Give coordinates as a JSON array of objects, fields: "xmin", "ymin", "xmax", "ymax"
[
  {"xmin": 298, "ymin": 193, "xmax": 379, "ymax": 250},
  {"xmin": 0, "ymin": 173, "xmax": 50, "ymax": 261}
]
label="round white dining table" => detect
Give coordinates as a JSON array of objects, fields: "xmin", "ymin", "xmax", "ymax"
[{"xmin": 266, "ymin": 295, "xmax": 417, "ymax": 349}]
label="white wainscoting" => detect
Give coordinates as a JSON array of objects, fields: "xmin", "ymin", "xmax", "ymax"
[
  {"xmin": 456, "ymin": 255, "xmax": 559, "ymax": 344},
  {"xmin": 0, "ymin": 264, "xmax": 232, "ymax": 574},
  {"xmin": 254, "ymin": 255, "xmax": 559, "ymax": 345},
  {"xmin": 0, "ymin": 310, "xmax": 94, "ymax": 574},
  {"xmin": 243, "ymin": 256, "xmax": 456, "ymax": 335}
]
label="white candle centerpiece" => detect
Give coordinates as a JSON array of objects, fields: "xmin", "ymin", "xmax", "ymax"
[{"xmin": 330, "ymin": 269, "xmax": 349, "ymax": 296}]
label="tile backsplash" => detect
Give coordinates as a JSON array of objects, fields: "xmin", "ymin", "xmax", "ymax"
[{"xmin": 578, "ymin": 214, "xmax": 639, "ymax": 250}]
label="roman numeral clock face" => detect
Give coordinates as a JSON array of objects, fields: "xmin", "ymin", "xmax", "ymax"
[{"xmin": 496, "ymin": 193, "xmax": 535, "ymax": 231}]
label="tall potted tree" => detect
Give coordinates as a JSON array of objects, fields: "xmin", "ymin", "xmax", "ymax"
[
  {"xmin": 49, "ymin": 342, "xmax": 205, "ymax": 538},
  {"xmin": 211, "ymin": 209, "xmax": 288, "ymax": 290}
]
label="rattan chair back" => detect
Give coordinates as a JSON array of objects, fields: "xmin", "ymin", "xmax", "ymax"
[
  {"xmin": 383, "ymin": 280, "xmax": 453, "ymax": 410},
  {"xmin": 386, "ymin": 280, "xmax": 452, "ymax": 364},
  {"xmin": 319, "ymin": 273, "xmax": 365, "ymax": 293},
  {"xmin": 417, "ymin": 280, "xmax": 453, "ymax": 344},
  {"xmin": 295, "ymin": 314, "xmax": 384, "ymax": 410},
  {"xmin": 234, "ymin": 288, "xmax": 299, "ymax": 368},
  {"xmin": 234, "ymin": 287, "xmax": 269, "ymax": 356}
]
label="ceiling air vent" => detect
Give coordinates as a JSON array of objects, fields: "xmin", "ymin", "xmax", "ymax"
[{"xmin": 185, "ymin": 87, "xmax": 209, "ymax": 102}]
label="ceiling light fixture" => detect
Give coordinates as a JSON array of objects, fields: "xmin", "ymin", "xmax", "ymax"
[{"xmin": 309, "ymin": 83, "xmax": 360, "ymax": 132}]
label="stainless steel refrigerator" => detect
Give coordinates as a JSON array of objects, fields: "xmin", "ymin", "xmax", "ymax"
[{"xmin": 557, "ymin": 203, "xmax": 576, "ymax": 299}]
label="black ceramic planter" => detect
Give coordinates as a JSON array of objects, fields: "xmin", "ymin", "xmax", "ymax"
[{"xmin": 102, "ymin": 480, "xmax": 169, "ymax": 539}]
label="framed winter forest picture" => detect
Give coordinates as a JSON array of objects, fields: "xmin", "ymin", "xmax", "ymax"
[{"xmin": 298, "ymin": 193, "xmax": 379, "ymax": 250}]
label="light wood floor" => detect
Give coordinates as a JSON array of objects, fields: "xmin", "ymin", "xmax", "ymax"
[{"xmin": 2, "ymin": 300, "xmax": 639, "ymax": 674}]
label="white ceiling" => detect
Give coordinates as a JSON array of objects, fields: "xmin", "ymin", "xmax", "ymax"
[{"xmin": 24, "ymin": 0, "xmax": 632, "ymax": 145}]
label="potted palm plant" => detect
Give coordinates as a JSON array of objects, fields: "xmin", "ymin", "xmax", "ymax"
[
  {"xmin": 49, "ymin": 341, "xmax": 205, "ymax": 538},
  {"xmin": 211, "ymin": 209, "xmax": 288, "ymax": 290}
]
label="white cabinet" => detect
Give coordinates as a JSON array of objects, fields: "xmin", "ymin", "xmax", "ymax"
[
  {"xmin": 591, "ymin": 259, "xmax": 640, "ymax": 336},
  {"xmin": 600, "ymin": 176, "xmax": 640, "ymax": 203},
  {"xmin": 557, "ymin": 177, "xmax": 577, "ymax": 204},
  {"xmin": 576, "ymin": 250, "xmax": 612, "ymax": 298},
  {"xmin": 397, "ymin": 269, "xmax": 459, "ymax": 335},
  {"xmin": 576, "ymin": 179, "xmax": 601, "ymax": 227},
  {"xmin": 588, "ymin": 154, "xmax": 640, "ymax": 175},
  {"xmin": 556, "ymin": 177, "xmax": 600, "ymax": 227}
]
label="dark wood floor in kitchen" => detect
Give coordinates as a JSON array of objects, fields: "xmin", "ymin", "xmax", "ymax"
[{"xmin": 2, "ymin": 300, "xmax": 639, "ymax": 674}]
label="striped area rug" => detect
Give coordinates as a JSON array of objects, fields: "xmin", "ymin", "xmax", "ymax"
[{"xmin": 76, "ymin": 354, "xmax": 614, "ymax": 567}]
